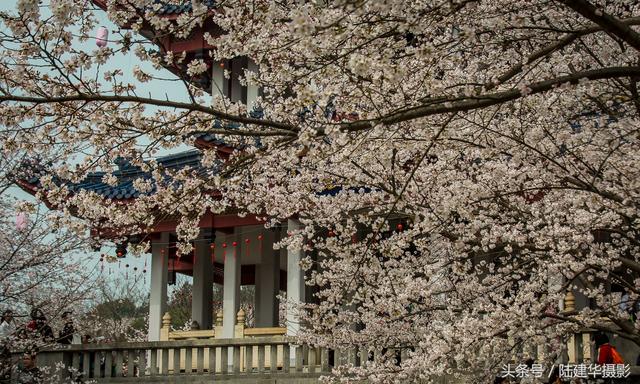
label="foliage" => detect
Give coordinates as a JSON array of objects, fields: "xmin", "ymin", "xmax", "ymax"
[
  {"xmin": 0, "ymin": 155, "xmax": 96, "ymax": 352},
  {"xmin": 168, "ymin": 280, "xmax": 257, "ymax": 328},
  {"xmin": 167, "ymin": 280, "xmax": 192, "ymax": 329},
  {"xmin": 82, "ymin": 276, "xmax": 148, "ymax": 342}
]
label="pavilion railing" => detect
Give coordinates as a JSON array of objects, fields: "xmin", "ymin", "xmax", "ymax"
[
  {"xmin": 17, "ymin": 339, "xmax": 640, "ymax": 383},
  {"xmin": 30, "ymin": 337, "xmax": 335, "ymax": 382}
]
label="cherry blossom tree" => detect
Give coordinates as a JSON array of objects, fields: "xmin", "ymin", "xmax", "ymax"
[
  {"xmin": 2, "ymin": 0, "xmax": 640, "ymax": 381},
  {"xmin": 82, "ymin": 275, "xmax": 149, "ymax": 342},
  {"xmin": 0, "ymin": 156, "xmax": 98, "ymax": 355}
]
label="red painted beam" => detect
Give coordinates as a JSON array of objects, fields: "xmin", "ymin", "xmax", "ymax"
[{"xmin": 152, "ymin": 212, "xmax": 263, "ymax": 233}]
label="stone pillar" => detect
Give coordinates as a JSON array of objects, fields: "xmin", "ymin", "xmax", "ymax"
[
  {"xmin": 211, "ymin": 61, "xmax": 225, "ymax": 97},
  {"xmin": 286, "ymin": 219, "xmax": 305, "ymax": 336},
  {"xmin": 246, "ymin": 59, "xmax": 259, "ymax": 111},
  {"xmin": 192, "ymin": 237, "xmax": 214, "ymax": 329},
  {"xmin": 149, "ymin": 232, "xmax": 169, "ymax": 341},
  {"xmin": 222, "ymin": 232, "xmax": 241, "ymax": 339},
  {"xmin": 255, "ymin": 229, "xmax": 280, "ymax": 327}
]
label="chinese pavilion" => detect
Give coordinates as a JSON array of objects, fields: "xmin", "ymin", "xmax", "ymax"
[{"xmin": 18, "ymin": 0, "xmax": 308, "ymax": 344}]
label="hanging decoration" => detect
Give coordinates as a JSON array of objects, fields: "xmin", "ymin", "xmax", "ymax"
[
  {"xmin": 15, "ymin": 212, "xmax": 28, "ymax": 231},
  {"xmin": 116, "ymin": 241, "xmax": 127, "ymax": 258},
  {"xmin": 258, "ymin": 233, "xmax": 265, "ymax": 262},
  {"xmin": 96, "ymin": 26, "xmax": 108, "ymax": 47},
  {"xmin": 222, "ymin": 242, "xmax": 227, "ymax": 262},
  {"xmin": 210, "ymin": 243, "xmax": 215, "ymax": 264}
]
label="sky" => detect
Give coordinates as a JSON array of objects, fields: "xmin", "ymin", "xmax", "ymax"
[{"xmin": 0, "ymin": 1, "xmax": 197, "ymax": 295}]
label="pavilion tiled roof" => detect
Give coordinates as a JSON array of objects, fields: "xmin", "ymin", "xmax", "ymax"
[
  {"xmin": 153, "ymin": 0, "xmax": 216, "ymax": 15},
  {"xmin": 21, "ymin": 149, "xmax": 221, "ymax": 200}
]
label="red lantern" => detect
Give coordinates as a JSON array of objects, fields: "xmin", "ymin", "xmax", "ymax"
[
  {"xmin": 245, "ymin": 238, "xmax": 250, "ymax": 244},
  {"xmin": 396, "ymin": 223, "xmax": 403, "ymax": 231},
  {"xmin": 232, "ymin": 241, "xmax": 238, "ymax": 247},
  {"xmin": 257, "ymin": 234, "xmax": 263, "ymax": 241},
  {"xmin": 222, "ymin": 243, "xmax": 227, "ymax": 248}
]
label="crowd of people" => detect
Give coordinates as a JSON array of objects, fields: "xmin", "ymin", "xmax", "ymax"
[
  {"xmin": 0, "ymin": 308, "xmax": 76, "ymax": 384},
  {"xmin": 0, "ymin": 309, "xmax": 76, "ymax": 345}
]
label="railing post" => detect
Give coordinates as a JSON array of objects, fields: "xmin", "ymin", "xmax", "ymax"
[
  {"xmin": 149, "ymin": 349, "xmax": 157, "ymax": 376},
  {"xmin": 185, "ymin": 347, "xmax": 193, "ymax": 375},
  {"xmin": 221, "ymin": 346, "xmax": 229, "ymax": 374},
  {"xmin": 215, "ymin": 311, "xmax": 224, "ymax": 339},
  {"xmin": 72, "ymin": 352, "xmax": 80, "ymax": 377},
  {"xmin": 197, "ymin": 347, "xmax": 204, "ymax": 374},
  {"xmin": 208, "ymin": 346, "xmax": 217, "ymax": 374},
  {"xmin": 321, "ymin": 348, "xmax": 329, "ymax": 372},
  {"xmin": 235, "ymin": 309, "xmax": 245, "ymax": 371},
  {"xmin": 115, "ymin": 350, "xmax": 123, "ymax": 377},
  {"xmin": 563, "ymin": 291, "xmax": 577, "ymax": 363},
  {"xmin": 82, "ymin": 352, "xmax": 91, "ymax": 378},
  {"xmin": 138, "ymin": 348, "xmax": 147, "ymax": 377},
  {"xmin": 161, "ymin": 312, "xmax": 172, "ymax": 341},
  {"xmin": 127, "ymin": 349, "xmax": 136, "ymax": 377},
  {"xmin": 94, "ymin": 351, "xmax": 102, "ymax": 378},
  {"xmin": 295, "ymin": 345, "xmax": 303, "ymax": 372},
  {"xmin": 36, "ymin": 350, "xmax": 65, "ymax": 383},
  {"xmin": 245, "ymin": 344, "xmax": 253, "ymax": 373},
  {"xmin": 235, "ymin": 309, "xmax": 246, "ymax": 338},
  {"xmin": 172, "ymin": 347, "xmax": 180, "ymax": 375},
  {"xmin": 233, "ymin": 346, "xmax": 241, "ymax": 374},
  {"xmin": 106, "ymin": 350, "xmax": 114, "ymax": 377},
  {"xmin": 257, "ymin": 345, "xmax": 265, "ymax": 373},
  {"xmin": 283, "ymin": 344, "xmax": 291, "ymax": 373},
  {"xmin": 582, "ymin": 332, "xmax": 592, "ymax": 362}
]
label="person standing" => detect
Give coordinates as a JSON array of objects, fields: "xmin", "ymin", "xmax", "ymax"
[
  {"xmin": 595, "ymin": 332, "xmax": 623, "ymax": 365},
  {"xmin": 26, "ymin": 309, "xmax": 53, "ymax": 343},
  {"xmin": 58, "ymin": 311, "xmax": 74, "ymax": 345},
  {"xmin": 0, "ymin": 310, "xmax": 15, "ymax": 384},
  {"xmin": 14, "ymin": 351, "xmax": 41, "ymax": 384},
  {"xmin": 0, "ymin": 310, "xmax": 15, "ymax": 341}
]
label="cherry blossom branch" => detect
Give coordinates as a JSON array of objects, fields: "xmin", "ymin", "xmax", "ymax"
[
  {"xmin": 487, "ymin": 16, "xmax": 640, "ymax": 89},
  {"xmin": 342, "ymin": 66, "xmax": 640, "ymax": 132},
  {"xmin": 557, "ymin": 0, "xmax": 640, "ymax": 52},
  {"xmin": 0, "ymin": 93, "xmax": 298, "ymax": 133}
]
